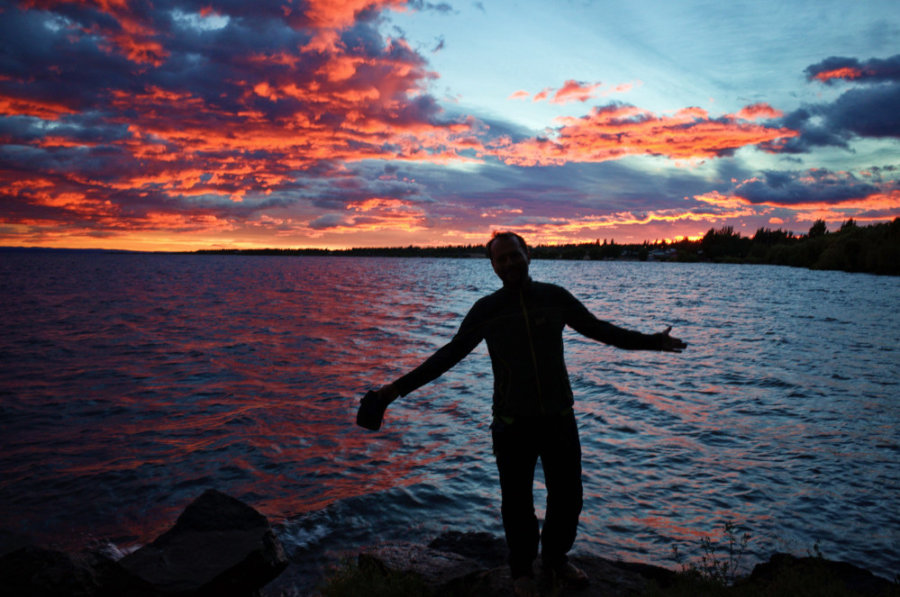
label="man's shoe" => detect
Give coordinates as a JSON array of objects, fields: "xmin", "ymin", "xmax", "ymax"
[
  {"xmin": 513, "ymin": 575, "xmax": 539, "ymax": 597},
  {"xmin": 546, "ymin": 562, "xmax": 589, "ymax": 588}
]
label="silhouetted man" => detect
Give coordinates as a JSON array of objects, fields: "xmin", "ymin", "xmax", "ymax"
[{"xmin": 359, "ymin": 231, "xmax": 686, "ymax": 596}]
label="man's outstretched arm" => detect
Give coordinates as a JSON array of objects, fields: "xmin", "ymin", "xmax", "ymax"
[
  {"xmin": 358, "ymin": 308, "xmax": 485, "ymax": 430},
  {"xmin": 563, "ymin": 289, "xmax": 687, "ymax": 352}
]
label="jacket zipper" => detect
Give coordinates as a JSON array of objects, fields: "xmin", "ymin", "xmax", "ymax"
[{"xmin": 519, "ymin": 291, "xmax": 545, "ymax": 414}]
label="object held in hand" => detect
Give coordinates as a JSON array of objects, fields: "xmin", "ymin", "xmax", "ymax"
[{"xmin": 356, "ymin": 390, "xmax": 387, "ymax": 431}]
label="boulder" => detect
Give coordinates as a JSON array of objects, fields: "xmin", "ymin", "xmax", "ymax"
[
  {"xmin": 739, "ymin": 553, "xmax": 898, "ymax": 596},
  {"xmin": 119, "ymin": 489, "xmax": 287, "ymax": 596},
  {"xmin": 0, "ymin": 545, "xmax": 158, "ymax": 597}
]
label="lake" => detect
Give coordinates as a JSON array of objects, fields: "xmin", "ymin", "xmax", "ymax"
[{"xmin": 1, "ymin": 250, "xmax": 897, "ymax": 590}]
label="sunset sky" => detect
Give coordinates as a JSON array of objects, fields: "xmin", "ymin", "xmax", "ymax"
[{"xmin": 1, "ymin": 0, "xmax": 899, "ymax": 251}]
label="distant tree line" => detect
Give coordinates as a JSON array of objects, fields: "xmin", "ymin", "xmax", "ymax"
[
  {"xmin": 194, "ymin": 217, "xmax": 900, "ymax": 276},
  {"xmin": 686, "ymin": 217, "xmax": 900, "ymax": 275}
]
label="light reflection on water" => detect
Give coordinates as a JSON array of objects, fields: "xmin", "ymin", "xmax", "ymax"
[{"xmin": 0, "ymin": 252, "xmax": 897, "ymax": 588}]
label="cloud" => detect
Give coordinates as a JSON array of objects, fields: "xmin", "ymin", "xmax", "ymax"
[
  {"xmin": 519, "ymin": 80, "xmax": 605, "ymax": 104},
  {"xmin": 0, "ymin": 0, "xmax": 483, "ymax": 241},
  {"xmin": 1, "ymin": 5, "xmax": 897, "ymax": 249},
  {"xmin": 734, "ymin": 169, "xmax": 881, "ymax": 206},
  {"xmin": 805, "ymin": 54, "xmax": 900, "ymax": 84},
  {"xmin": 407, "ymin": 1, "xmax": 455, "ymax": 15},
  {"xmin": 487, "ymin": 103, "xmax": 797, "ymax": 166},
  {"xmin": 309, "ymin": 196, "xmax": 430, "ymax": 232},
  {"xmin": 548, "ymin": 80, "xmax": 603, "ymax": 104},
  {"xmin": 771, "ymin": 55, "xmax": 900, "ymax": 152},
  {"xmin": 697, "ymin": 169, "xmax": 900, "ymax": 224}
]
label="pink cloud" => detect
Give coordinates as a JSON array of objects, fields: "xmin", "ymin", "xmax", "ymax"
[{"xmin": 550, "ymin": 80, "xmax": 603, "ymax": 104}]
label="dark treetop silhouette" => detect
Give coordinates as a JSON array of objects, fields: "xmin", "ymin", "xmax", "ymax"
[{"xmin": 357, "ymin": 232, "xmax": 686, "ymax": 595}]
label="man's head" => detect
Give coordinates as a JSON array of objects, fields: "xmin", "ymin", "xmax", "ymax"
[{"xmin": 487, "ymin": 231, "xmax": 530, "ymax": 288}]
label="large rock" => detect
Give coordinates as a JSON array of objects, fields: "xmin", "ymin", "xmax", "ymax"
[
  {"xmin": 120, "ymin": 489, "xmax": 287, "ymax": 596},
  {"xmin": 0, "ymin": 545, "xmax": 158, "ymax": 597},
  {"xmin": 738, "ymin": 553, "xmax": 898, "ymax": 596}
]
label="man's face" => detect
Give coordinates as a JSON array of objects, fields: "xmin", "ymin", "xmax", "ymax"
[{"xmin": 490, "ymin": 236, "xmax": 530, "ymax": 288}]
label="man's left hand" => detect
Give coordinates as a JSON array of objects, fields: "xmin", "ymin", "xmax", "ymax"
[{"xmin": 657, "ymin": 326, "xmax": 687, "ymax": 352}]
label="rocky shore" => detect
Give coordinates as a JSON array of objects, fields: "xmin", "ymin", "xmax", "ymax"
[
  {"xmin": 344, "ymin": 532, "xmax": 898, "ymax": 596},
  {"xmin": 1, "ymin": 490, "xmax": 896, "ymax": 596},
  {"xmin": 0, "ymin": 490, "xmax": 287, "ymax": 597}
]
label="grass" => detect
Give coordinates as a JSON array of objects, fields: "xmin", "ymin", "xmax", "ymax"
[
  {"xmin": 648, "ymin": 522, "xmax": 900, "ymax": 597},
  {"xmin": 317, "ymin": 556, "xmax": 430, "ymax": 597},
  {"xmin": 670, "ymin": 520, "xmax": 752, "ymax": 586}
]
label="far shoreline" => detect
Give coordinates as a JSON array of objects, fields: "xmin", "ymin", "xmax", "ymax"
[{"xmin": 5, "ymin": 216, "xmax": 899, "ymax": 277}]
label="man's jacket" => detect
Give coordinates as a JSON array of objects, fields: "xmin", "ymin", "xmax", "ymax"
[{"xmin": 393, "ymin": 279, "xmax": 666, "ymax": 419}]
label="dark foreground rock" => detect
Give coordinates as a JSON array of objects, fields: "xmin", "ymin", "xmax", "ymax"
[
  {"xmin": 0, "ymin": 544, "xmax": 158, "ymax": 597},
  {"xmin": 738, "ymin": 553, "xmax": 899, "ymax": 597},
  {"xmin": 358, "ymin": 531, "xmax": 677, "ymax": 596},
  {"xmin": 120, "ymin": 489, "xmax": 288, "ymax": 595},
  {"xmin": 357, "ymin": 531, "xmax": 898, "ymax": 596},
  {"xmin": 0, "ymin": 489, "xmax": 287, "ymax": 597}
]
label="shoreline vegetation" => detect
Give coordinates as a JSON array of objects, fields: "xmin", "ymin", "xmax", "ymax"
[
  {"xmin": 193, "ymin": 218, "xmax": 900, "ymax": 276},
  {"xmin": 4, "ymin": 218, "xmax": 897, "ymax": 276}
]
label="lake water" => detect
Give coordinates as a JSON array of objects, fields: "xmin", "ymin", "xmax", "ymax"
[{"xmin": 1, "ymin": 251, "xmax": 898, "ymax": 591}]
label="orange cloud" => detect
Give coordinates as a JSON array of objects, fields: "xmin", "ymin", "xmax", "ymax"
[
  {"xmin": 550, "ymin": 80, "xmax": 603, "ymax": 104},
  {"xmin": 533, "ymin": 87, "xmax": 551, "ymax": 102},
  {"xmin": 489, "ymin": 103, "xmax": 798, "ymax": 166},
  {"xmin": 527, "ymin": 80, "xmax": 604, "ymax": 104},
  {"xmin": 733, "ymin": 102, "xmax": 782, "ymax": 120},
  {"xmin": 0, "ymin": 96, "xmax": 77, "ymax": 119},
  {"xmin": 306, "ymin": 196, "xmax": 429, "ymax": 234},
  {"xmin": 304, "ymin": 0, "xmax": 407, "ymax": 29},
  {"xmin": 812, "ymin": 67, "xmax": 863, "ymax": 82},
  {"xmin": 347, "ymin": 197, "xmax": 411, "ymax": 212},
  {"xmin": 742, "ymin": 188, "xmax": 900, "ymax": 212},
  {"xmin": 301, "ymin": 0, "xmax": 407, "ymax": 53},
  {"xmin": 20, "ymin": 27, "xmax": 481, "ymax": 217},
  {"xmin": 693, "ymin": 191, "xmax": 758, "ymax": 211}
]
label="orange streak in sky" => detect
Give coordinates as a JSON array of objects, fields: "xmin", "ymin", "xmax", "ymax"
[
  {"xmin": 813, "ymin": 67, "xmax": 863, "ymax": 82},
  {"xmin": 726, "ymin": 188, "xmax": 900, "ymax": 212},
  {"xmin": 0, "ymin": 97, "xmax": 77, "ymax": 119}
]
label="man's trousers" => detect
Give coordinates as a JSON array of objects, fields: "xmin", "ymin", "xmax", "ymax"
[{"xmin": 491, "ymin": 412, "xmax": 583, "ymax": 579}]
